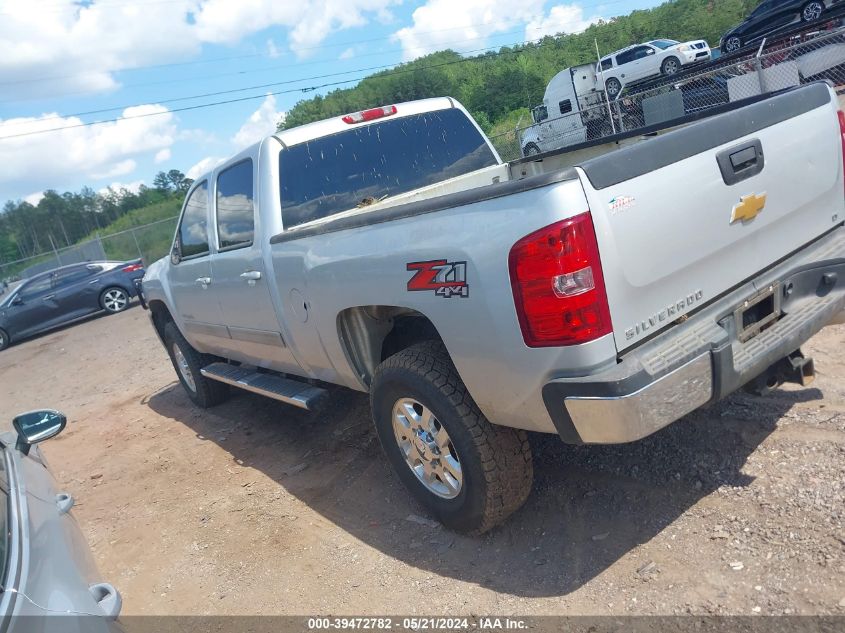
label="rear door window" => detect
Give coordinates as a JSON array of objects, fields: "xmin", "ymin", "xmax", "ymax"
[
  {"xmin": 279, "ymin": 108, "xmax": 498, "ymax": 229},
  {"xmin": 216, "ymin": 160, "xmax": 255, "ymax": 250},
  {"xmin": 176, "ymin": 181, "xmax": 210, "ymax": 259},
  {"xmin": 53, "ymin": 267, "xmax": 93, "ymax": 289}
]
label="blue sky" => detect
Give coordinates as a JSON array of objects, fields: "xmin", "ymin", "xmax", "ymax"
[{"xmin": 0, "ymin": 0, "xmax": 663, "ymax": 206}]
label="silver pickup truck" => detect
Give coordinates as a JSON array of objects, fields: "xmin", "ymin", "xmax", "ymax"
[{"xmin": 142, "ymin": 83, "xmax": 845, "ymax": 533}]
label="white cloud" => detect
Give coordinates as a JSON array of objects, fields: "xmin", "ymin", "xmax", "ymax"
[
  {"xmin": 0, "ymin": 105, "xmax": 177, "ymax": 199},
  {"xmin": 339, "ymin": 47, "xmax": 356, "ymax": 60},
  {"xmin": 0, "ymin": 0, "xmax": 200, "ymax": 99},
  {"xmin": 393, "ymin": 0, "xmax": 548, "ymax": 62},
  {"xmin": 232, "ymin": 95, "xmax": 285, "ymax": 149},
  {"xmin": 154, "ymin": 148, "xmax": 172, "ymax": 164},
  {"xmin": 194, "ymin": 0, "xmax": 401, "ymax": 57},
  {"xmin": 267, "ymin": 39, "xmax": 281, "ymax": 59},
  {"xmin": 91, "ymin": 159, "xmax": 137, "ymax": 180},
  {"xmin": 0, "ymin": 0, "xmax": 405, "ymax": 100},
  {"xmin": 525, "ymin": 4, "xmax": 601, "ymax": 40},
  {"xmin": 99, "ymin": 180, "xmax": 145, "ymax": 195},
  {"xmin": 24, "ymin": 192, "xmax": 45, "ymax": 206},
  {"xmin": 186, "ymin": 156, "xmax": 225, "ymax": 180}
]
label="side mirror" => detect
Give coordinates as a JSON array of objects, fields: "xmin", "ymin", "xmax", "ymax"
[
  {"xmin": 11, "ymin": 295, "xmax": 22, "ymax": 306},
  {"xmin": 13, "ymin": 410, "xmax": 66, "ymax": 455},
  {"xmin": 171, "ymin": 243, "xmax": 182, "ymax": 265}
]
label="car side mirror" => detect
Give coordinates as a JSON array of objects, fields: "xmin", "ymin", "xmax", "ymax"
[
  {"xmin": 11, "ymin": 295, "xmax": 22, "ymax": 306},
  {"xmin": 13, "ymin": 409, "xmax": 66, "ymax": 455}
]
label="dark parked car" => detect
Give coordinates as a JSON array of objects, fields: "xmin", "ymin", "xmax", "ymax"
[
  {"xmin": 0, "ymin": 260, "xmax": 145, "ymax": 351},
  {"xmin": 678, "ymin": 74, "xmax": 731, "ymax": 112},
  {"xmin": 721, "ymin": 0, "xmax": 832, "ymax": 53}
]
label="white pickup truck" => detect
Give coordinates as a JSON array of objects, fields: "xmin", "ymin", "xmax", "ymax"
[{"xmin": 142, "ymin": 84, "xmax": 845, "ymax": 533}]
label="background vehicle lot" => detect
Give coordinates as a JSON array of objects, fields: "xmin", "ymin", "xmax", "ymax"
[{"xmin": 0, "ymin": 308, "xmax": 842, "ymax": 615}]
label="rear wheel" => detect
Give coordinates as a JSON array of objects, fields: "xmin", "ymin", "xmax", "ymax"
[
  {"xmin": 802, "ymin": 0, "xmax": 824, "ymax": 21},
  {"xmin": 100, "ymin": 287, "xmax": 129, "ymax": 314},
  {"xmin": 163, "ymin": 322, "xmax": 229, "ymax": 408},
  {"xmin": 605, "ymin": 77, "xmax": 622, "ymax": 99},
  {"xmin": 370, "ymin": 341, "xmax": 533, "ymax": 534},
  {"xmin": 723, "ymin": 36, "xmax": 742, "ymax": 53},
  {"xmin": 523, "ymin": 142, "xmax": 541, "ymax": 156},
  {"xmin": 661, "ymin": 56, "xmax": 681, "ymax": 75},
  {"xmin": 0, "ymin": 328, "xmax": 9, "ymax": 352}
]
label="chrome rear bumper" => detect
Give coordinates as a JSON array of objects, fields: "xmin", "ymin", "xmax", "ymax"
[{"xmin": 543, "ymin": 227, "xmax": 845, "ymax": 444}]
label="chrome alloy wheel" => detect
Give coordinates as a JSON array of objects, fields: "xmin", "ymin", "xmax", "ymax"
[
  {"xmin": 103, "ymin": 288, "xmax": 128, "ymax": 312},
  {"xmin": 803, "ymin": 1, "xmax": 823, "ymax": 20},
  {"xmin": 392, "ymin": 398, "xmax": 463, "ymax": 499},
  {"xmin": 172, "ymin": 343, "xmax": 197, "ymax": 392}
]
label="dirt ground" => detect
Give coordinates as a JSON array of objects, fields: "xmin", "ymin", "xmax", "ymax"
[{"xmin": 0, "ymin": 305, "xmax": 843, "ymax": 616}]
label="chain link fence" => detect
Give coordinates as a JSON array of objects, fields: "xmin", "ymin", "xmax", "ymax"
[
  {"xmin": 489, "ymin": 24, "xmax": 845, "ymax": 162},
  {"xmin": 0, "ymin": 216, "xmax": 178, "ymax": 281}
]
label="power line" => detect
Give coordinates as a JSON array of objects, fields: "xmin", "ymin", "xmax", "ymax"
[
  {"xmin": 0, "ymin": 33, "xmax": 578, "ymax": 141},
  {"xmin": 0, "ymin": 9, "xmax": 619, "ymax": 123},
  {"xmin": 0, "ymin": 0, "xmax": 627, "ymax": 89}
]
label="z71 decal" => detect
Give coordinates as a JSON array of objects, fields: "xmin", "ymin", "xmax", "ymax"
[{"xmin": 407, "ymin": 260, "xmax": 469, "ymax": 298}]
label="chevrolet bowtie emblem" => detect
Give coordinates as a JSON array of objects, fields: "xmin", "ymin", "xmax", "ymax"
[{"xmin": 730, "ymin": 193, "xmax": 766, "ymax": 224}]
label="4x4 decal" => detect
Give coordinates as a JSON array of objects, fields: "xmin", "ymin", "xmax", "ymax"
[{"xmin": 407, "ymin": 260, "xmax": 469, "ymax": 298}]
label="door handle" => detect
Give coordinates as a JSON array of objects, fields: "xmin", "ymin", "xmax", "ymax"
[
  {"xmin": 240, "ymin": 271, "xmax": 262, "ymax": 281},
  {"xmin": 195, "ymin": 277, "xmax": 212, "ymax": 287},
  {"xmin": 717, "ymin": 139, "xmax": 764, "ymax": 185},
  {"xmin": 42, "ymin": 295, "xmax": 55, "ymax": 302}
]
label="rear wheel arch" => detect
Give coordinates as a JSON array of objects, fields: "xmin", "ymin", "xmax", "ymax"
[{"xmin": 337, "ymin": 306, "xmax": 447, "ymax": 387}]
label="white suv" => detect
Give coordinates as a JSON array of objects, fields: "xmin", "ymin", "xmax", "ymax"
[{"xmin": 596, "ymin": 38, "xmax": 711, "ymax": 98}]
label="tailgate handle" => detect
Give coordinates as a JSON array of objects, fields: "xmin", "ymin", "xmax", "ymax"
[{"xmin": 717, "ymin": 139, "xmax": 764, "ymax": 185}]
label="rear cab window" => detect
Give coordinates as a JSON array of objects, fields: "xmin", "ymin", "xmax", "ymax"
[
  {"xmin": 216, "ymin": 160, "xmax": 255, "ymax": 251},
  {"xmin": 278, "ymin": 108, "xmax": 498, "ymax": 229},
  {"xmin": 175, "ymin": 181, "xmax": 210, "ymax": 260}
]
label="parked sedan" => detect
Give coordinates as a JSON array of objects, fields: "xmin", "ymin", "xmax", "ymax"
[
  {"xmin": 596, "ymin": 38, "xmax": 711, "ymax": 98},
  {"xmin": 721, "ymin": 0, "xmax": 832, "ymax": 53},
  {"xmin": 1, "ymin": 409, "xmax": 123, "ymax": 631},
  {"xmin": 0, "ymin": 260, "xmax": 145, "ymax": 351}
]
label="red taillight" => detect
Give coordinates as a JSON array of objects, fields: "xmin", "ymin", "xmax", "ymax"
[
  {"xmin": 122, "ymin": 263, "xmax": 144, "ymax": 273},
  {"xmin": 838, "ymin": 110, "xmax": 845, "ymax": 196},
  {"xmin": 342, "ymin": 105, "xmax": 397, "ymax": 124},
  {"xmin": 508, "ymin": 212, "xmax": 612, "ymax": 347}
]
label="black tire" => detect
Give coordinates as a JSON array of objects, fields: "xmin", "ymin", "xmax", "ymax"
[
  {"xmin": 371, "ymin": 341, "xmax": 533, "ymax": 534},
  {"xmin": 163, "ymin": 321, "xmax": 229, "ymax": 408},
  {"xmin": 0, "ymin": 328, "xmax": 9, "ymax": 352},
  {"xmin": 661, "ymin": 56, "xmax": 681, "ymax": 75},
  {"xmin": 605, "ymin": 77, "xmax": 622, "ymax": 99},
  {"xmin": 802, "ymin": 0, "xmax": 824, "ymax": 21},
  {"xmin": 723, "ymin": 36, "xmax": 742, "ymax": 53},
  {"xmin": 522, "ymin": 142, "xmax": 541, "ymax": 157},
  {"xmin": 99, "ymin": 286, "xmax": 130, "ymax": 314}
]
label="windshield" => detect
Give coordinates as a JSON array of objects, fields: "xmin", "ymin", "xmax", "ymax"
[
  {"xmin": 279, "ymin": 108, "xmax": 498, "ymax": 229},
  {"xmin": 650, "ymin": 39, "xmax": 679, "ymax": 49}
]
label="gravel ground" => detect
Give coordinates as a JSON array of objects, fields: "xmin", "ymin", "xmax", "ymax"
[{"xmin": 0, "ymin": 305, "xmax": 842, "ymax": 616}]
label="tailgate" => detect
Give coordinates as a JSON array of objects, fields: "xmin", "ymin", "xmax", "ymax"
[{"xmin": 578, "ymin": 83, "xmax": 845, "ymax": 351}]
